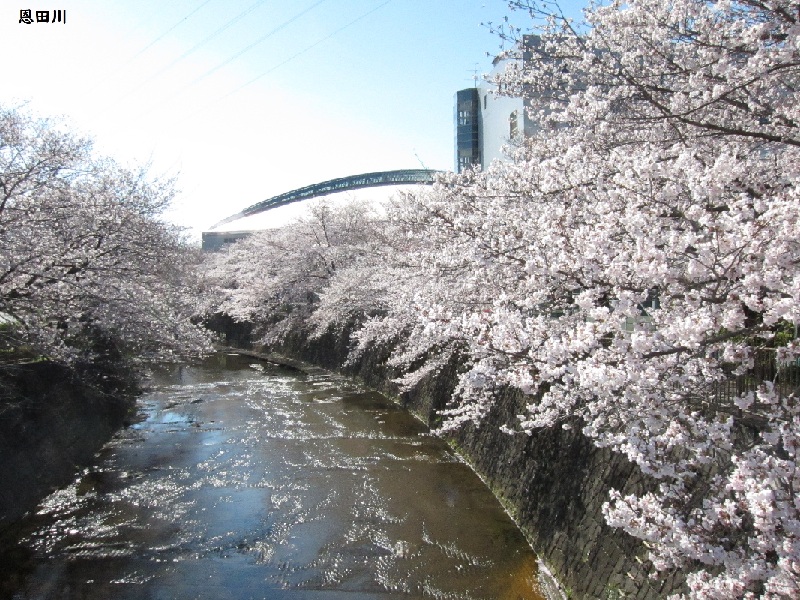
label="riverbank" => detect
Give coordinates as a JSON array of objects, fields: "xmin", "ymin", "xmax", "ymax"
[
  {"xmin": 1, "ymin": 353, "xmax": 546, "ymax": 600},
  {"xmin": 0, "ymin": 361, "xmax": 136, "ymax": 530},
  {"xmin": 232, "ymin": 323, "xmax": 685, "ymax": 600}
]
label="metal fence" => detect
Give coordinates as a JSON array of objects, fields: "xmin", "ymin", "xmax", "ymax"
[{"xmin": 710, "ymin": 347, "xmax": 800, "ymax": 409}]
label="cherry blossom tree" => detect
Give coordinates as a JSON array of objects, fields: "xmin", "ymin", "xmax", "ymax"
[
  {"xmin": 373, "ymin": 1, "xmax": 800, "ymax": 597},
  {"xmin": 201, "ymin": 198, "xmax": 388, "ymax": 345},
  {"xmin": 0, "ymin": 105, "xmax": 210, "ymax": 368},
  {"xmin": 198, "ymin": 1, "xmax": 799, "ymax": 596}
]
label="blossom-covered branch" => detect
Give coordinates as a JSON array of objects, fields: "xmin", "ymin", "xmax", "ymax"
[{"xmin": 0, "ymin": 106, "xmax": 210, "ymax": 367}]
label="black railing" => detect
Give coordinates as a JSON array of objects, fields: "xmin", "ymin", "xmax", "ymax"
[{"xmin": 710, "ymin": 347, "xmax": 800, "ymax": 409}]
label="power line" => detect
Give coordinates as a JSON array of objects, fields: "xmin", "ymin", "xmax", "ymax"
[
  {"xmin": 125, "ymin": 0, "xmax": 329, "ymax": 124},
  {"xmin": 126, "ymin": 0, "xmax": 391, "ymax": 126},
  {"xmin": 227, "ymin": 0, "xmax": 393, "ymax": 96},
  {"xmin": 87, "ymin": 0, "xmax": 220, "ymax": 101},
  {"xmin": 129, "ymin": 0, "xmax": 219, "ymax": 62},
  {"xmin": 183, "ymin": 0, "xmax": 330, "ymax": 91},
  {"xmin": 124, "ymin": 0, "xmax": 272, "ymax": 94}
]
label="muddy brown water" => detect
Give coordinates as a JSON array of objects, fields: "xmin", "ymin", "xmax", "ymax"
[{"xmin": 1, "ymin": 353, "xmax": 544, "ymax": 599}]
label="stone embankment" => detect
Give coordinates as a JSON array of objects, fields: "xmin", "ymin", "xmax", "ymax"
[
  {"xmin": 0, "ymin": 361, "xmax": 135, "ymax": 530},
  {"xmin": 214, "ymin": 314, "xmax": 684, "ymax": 600}
]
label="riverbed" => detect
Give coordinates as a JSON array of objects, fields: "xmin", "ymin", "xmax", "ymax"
[{"xmin": 1, "ymin": 353, "xmax": 544, "ymax": 599}]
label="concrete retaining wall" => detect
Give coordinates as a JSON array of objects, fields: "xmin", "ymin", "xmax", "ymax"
[{"xmin": 0, "ymin": 362, "xmax": 135, "ymax": 530}]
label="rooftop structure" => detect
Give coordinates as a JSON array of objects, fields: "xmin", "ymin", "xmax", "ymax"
[{"xmin": 454, "ymin": 36, "xmax": 538, "ymax": 173}]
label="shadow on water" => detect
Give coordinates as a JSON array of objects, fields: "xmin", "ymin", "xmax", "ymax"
[{"xmin": 0, "ymin": 353, "xmax": 545, "ymax": 600}]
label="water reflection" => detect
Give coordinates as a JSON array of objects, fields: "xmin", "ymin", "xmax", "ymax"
[{"xmin": 2, "ymin": 353, "xmax": 543, "ymax": 599}]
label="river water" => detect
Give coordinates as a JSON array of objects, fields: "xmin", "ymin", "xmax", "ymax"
[{"xmin": 2, "ymin": 353, "xmax": 544, "ymax": 599}]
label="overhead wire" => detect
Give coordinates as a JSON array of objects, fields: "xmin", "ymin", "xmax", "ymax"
[
  {"xmin": 126, "ymin": 0, "xmax": 330, "ymax": 123},
  {"xmin": 128, "ymin": 0, "xmax": 219, "ymax": 63},
  {"xmin": 183, "ymin": 0, "xmax": 330, "ymax": 89},
  {"xmin": 120, "ymin": 0, "xmax": 272, "ymax": 97},
  {"xmin": 226, "ymin": 0, "xmax": 393, "ymax": 97},
  {"xmin": 126, "ymin": 0, "xmax": 392, "ymax": 129},
  {"xmin": 87, "ymin": 0, "xmax": 220, "ymax": 107}
]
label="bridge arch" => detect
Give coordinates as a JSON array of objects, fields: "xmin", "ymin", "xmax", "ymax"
[{"xmin": 210, "ymin": 169, "xmax": 443, "ymax": 230}]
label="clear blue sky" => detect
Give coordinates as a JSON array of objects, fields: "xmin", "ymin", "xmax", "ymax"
[{"xmin": 2, "ymin": 0, "xmax": 587, "ymax": 241}]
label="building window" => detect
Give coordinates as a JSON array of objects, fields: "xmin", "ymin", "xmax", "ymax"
[
  {"xmin": 457, "ymin": 98, "xmax": 475, "ymax": 126},
  {"xmin": 455, "ymin": 88, "xmax": 481, "ymax": 172},
  {"xmin": 458, "ymin": 154, "xmax": 480, "ymax": 172}
]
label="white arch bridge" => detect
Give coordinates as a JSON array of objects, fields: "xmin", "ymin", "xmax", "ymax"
[{"xmin": 202, "ymin": 169, "xmax": 442, "ymax": 251}]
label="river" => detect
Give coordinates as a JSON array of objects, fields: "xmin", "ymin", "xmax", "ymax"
[{"xmin": 1, "ymin": 353, "xmax": 545, "ymax": 599}]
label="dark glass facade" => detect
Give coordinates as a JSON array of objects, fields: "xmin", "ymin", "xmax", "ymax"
[{"xmin": 454, "ymin": 88, "xmax": 481, "ymax": 173}]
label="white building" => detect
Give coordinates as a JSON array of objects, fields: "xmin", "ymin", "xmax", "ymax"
[{"xmin": 455, "ymin": 36, "xmax": 537, "ymax": 172}]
